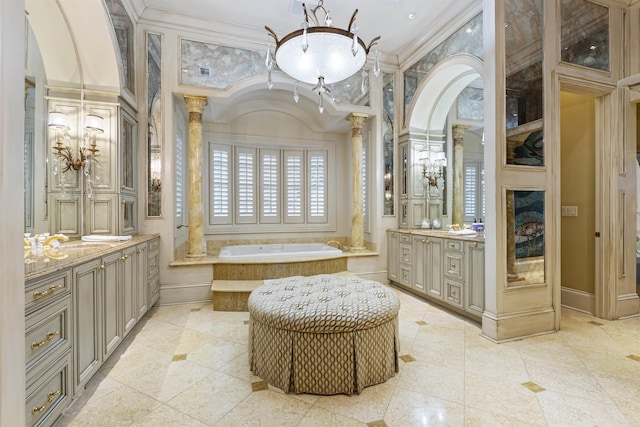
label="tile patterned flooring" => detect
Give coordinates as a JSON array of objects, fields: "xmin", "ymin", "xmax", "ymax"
[{"xmin": 55, "ymin": 288, "xmax": 640, "ymax": 426}]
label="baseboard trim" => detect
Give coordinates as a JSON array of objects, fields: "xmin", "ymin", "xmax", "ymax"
[
  {"xmin": 561, "ymin": 286, "xmax": 595, "ymax": 315},
  {"xmin": 157, "ymin": 282, "xmax": 212, "ymax": 306},
  {"xmin": 482, "ymin": 307, "xmax": 555, "ymax": 343}
]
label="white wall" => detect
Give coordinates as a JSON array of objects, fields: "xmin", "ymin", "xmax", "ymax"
[{"xmin": 1, "ymin": 0, "xmax": 26, "ymax": 424}]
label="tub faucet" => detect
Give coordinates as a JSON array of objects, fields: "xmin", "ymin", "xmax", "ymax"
[{"xmin": 326, "ymin": 240, "xmax": 343, "ymax": 251}]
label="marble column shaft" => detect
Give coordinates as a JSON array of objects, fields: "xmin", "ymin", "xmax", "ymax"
[
  {"xmin": 347, "ymin": 113, "xmax": 368, "ymax": 252},
  {"xmin": 452, "ymin": 125, "xmax": 469, "ymax": 225},
  {"xmin": 184, "ymin": 95, "xmax": 208, "ymax": 257}
]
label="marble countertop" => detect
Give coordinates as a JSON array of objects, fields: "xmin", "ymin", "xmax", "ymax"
[
  {"xmin": 25, "ymin": 234, "xmax": 159, "ymax": 282},
  {"xmin": 388, "ymin": 228, "xmax": 485, "ymax": 243}
]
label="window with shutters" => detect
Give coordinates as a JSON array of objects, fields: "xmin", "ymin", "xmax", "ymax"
[
  {"xmin": 175, "ymin": 128, "xmax": 185, "ymax": 226},
  {"xmin": 207, "ymin": 139, "xmax": 333, "ymax": 232},
  {"xmin": 464, "ymin": 161, "xmax": 485, "ymax": 223},
  {"xmin": 260, "ymin": 149, "xmax": 280, "ymax": 223},
  {"xmin": 210, "ymin": 144, "xmax": 232, "ymax": 225}
]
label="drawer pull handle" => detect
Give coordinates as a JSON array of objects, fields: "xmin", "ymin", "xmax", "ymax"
[
  {"xmin": 31, "ymin": 331, "xmax": 60, "ymax": 350},
  {"xmin": 150, "ymin": 262, "xmax": 157, "ymax": 268},
  {"xmin": 99, "ymin": 265, "xmax": 105, "ymax": 270},
  {"xmin": 121, "ymin": 255, "xmax": 128, "ymax": 261},
  {"xmin": 33, "ymin": 284, "xmax": 63, "ymax": 299},
  {"xmin": 152, "ymin": 287, "xmax": 159, "ymax": 295},
  {"xmin": 472, "ymin": 242, "xmax": 478, "ymax": 248},
  {"xmin": 31, "ymin": 390, "xmax": 61, "ymax": 415},
  {"xmin": 451, "ymin": 263, "xmax": 456, "ymax": 269},
  {"xmin": 137, "ymin": 249, "xmax": 143, "ymax": 254}
]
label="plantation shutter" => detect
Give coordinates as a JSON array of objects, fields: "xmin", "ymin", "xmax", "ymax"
[
  {"xmin": 209, "ymin": 143, "xmax": 232, "ymax": 225},
  {"xmin": 284, "ymin": 150, "xmax": 304, "ymax": 223}
]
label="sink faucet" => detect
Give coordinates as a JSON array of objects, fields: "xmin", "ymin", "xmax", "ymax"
[
  {"xmin": 43, "ymin": 234, "xmax": 69, "ymax": 248},
  {"xmin": 326, "ymin": 240, "xmax": 343, "ymax": 251}
]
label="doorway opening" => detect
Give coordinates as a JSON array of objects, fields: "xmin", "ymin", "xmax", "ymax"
[{"xmin": 559, "ymin": 91, "xmax": 597, "ymax": 315}]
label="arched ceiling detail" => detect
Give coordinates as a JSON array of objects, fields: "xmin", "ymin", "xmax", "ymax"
[
  {"xmin": 26, "ymin": 0, "xmax": 120, "ymax": 92},
  {"xmin": 407, "ymin": 54, "xmax": 484, "ymax": 132}
]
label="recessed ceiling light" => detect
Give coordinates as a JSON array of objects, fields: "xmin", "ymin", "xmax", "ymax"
[{"xmin": 408, "ymin": 12, "xmax": 416, "ymax": 19}]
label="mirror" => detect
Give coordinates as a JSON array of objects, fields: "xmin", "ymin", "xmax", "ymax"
[
  {"xmin": 147, "ymin": 32, "xmax": 162, "ymax": 217},
  {"xmin": 423, "ymin": 77, "xmax": 484, "ymax": 229}
]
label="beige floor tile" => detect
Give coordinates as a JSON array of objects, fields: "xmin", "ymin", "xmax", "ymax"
[
  {"xmin": 186, "ymin": 337, "xmax": 248, "ymax": 371},
  {"xmin": 297, "ymin": 406, "xmax": 366, "ymax": 426},
  {"xmin": 464, "ymin": 406, "xmax": 545, "ymax": 427},
  {"xmin": 314, "ymin": 382, "xmax": 397, "ymax": 424},
  {"xmin": 166, "ymin": 370, "xmax": 252, "ymax": 424},
  {"xmin": 523, "ymin": 358, "xmax": 608, "ymax": 402},
  {"xmin": 214, "ymin": 388, "xmax": 312, "ymax": 426},
  {"xmin": 384, "ymin": 387, "xmax": 464, "ymax": 427},
  {"xmin": 537, "ymin": 390, "xmax": 632, "ymax": 427},
  {"xmin": 464, "ymin": 372, "xmax": 547, "ymax": 425},
  {"xmin": 397, "ymin": 361, "xmax": 464, "ymax": 403},
  {"xmin": 129, "ymin": 404, "xmax": 211, "ymax": 427},
  {"xmin": 58, "ymin": 383, "xmax": 162, "ymax": 426}
]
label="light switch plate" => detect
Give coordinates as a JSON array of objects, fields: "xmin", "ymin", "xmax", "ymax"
[{"xmin": 561, "ymin": 206, "xmax": 578, "ymax": 217}]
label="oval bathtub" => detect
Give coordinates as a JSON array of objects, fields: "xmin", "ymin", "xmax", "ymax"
[{"xmin": 218, "ymin": 243, "xmax": 342, "ymax": 261}]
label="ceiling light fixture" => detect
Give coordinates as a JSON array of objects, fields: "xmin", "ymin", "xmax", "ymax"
[{"xmin": 265, "ymin": 0, "xmax": 380, "ymax": 113}]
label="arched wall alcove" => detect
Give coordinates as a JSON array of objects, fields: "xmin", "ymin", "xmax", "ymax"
[
  {"xmin": 26, "ymin": 0, "xmax": 120, "ymax": 92},
  {"xmin": 201, "ymin": 74, "xmax": 364, "ymax": 134},
  {"xmin": 407, "ymin": 54, "xmax": 484, "ymax": 133}
]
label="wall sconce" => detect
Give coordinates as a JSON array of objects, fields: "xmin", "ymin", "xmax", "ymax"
[
  {"xmin": 49, "ymin": 111, "xmax": 104, "ymax": 173},
  {"xmin": 422, "ymin": 151, "xmax": 447, "ymax": 187},
  {"xmin": 384, "ymin": 172, "xmax": 393, "ymax": 201}
]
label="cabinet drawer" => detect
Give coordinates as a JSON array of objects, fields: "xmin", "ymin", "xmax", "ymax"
[
  {"xmin": 25, "ymin": 296, "xmax": 71, "ymax": 380},
  {"xmin": 444, "ymin": 252, "xmax": 464, "ymax": 280},
  {"xmin": 148, "ymin": 238, "xmax": 160, "ymax": 254},
  {"xmin": 25, "ymin": 270, "xmax": 71, "ymax": 313},
  {"xmin": 26, "ymin": 351, "xmax": 71, "ymax": 427},
  {"xmin": 148, "ymin": 275, "xmax": 160, "ymax": 306},
  {"xmin": 399, "ymin": 233, "xmax": 412, "ymax": 243},
  {"xmin": 147, "ymin": 251, "xmax": 159, "ymax": 278},
  {"xmin": 399, "ymin": 263, "xmax": 412, "ymax": 286},
  {"xmin": 445, "ymin": 239, "xmax": 463, "ymax": 252},
  {"xmin": 444, "ymin": 279, "xmax": 464, "ymax": 308},
  {"xmin": 400, "ymin": 243, "xmax": 412, "ymax": 264}
]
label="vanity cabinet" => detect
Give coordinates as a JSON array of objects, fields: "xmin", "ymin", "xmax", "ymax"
[
  {"xmin": 387, "ymin": 230, "xmax": 484, "ymax": 320},
  {"xmin": 25, "ymin": 235, "xmax": 159, "ymax": 427},
  {"xmin": 25, "ymin": 271, "xmax": 73, "ymax": 427}
]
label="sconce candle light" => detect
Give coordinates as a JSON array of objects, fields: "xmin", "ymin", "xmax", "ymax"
[
  {"xmin": 49, "ymin": 111, "xmax": 104, "ymax": 173},
  {"xmin": 422, "ymin": 151, "xmax": 446, "ymax": 187}
]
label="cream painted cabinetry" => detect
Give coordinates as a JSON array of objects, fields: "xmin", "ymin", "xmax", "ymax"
[
  {"xmin": 47, "ymin": 97, "xmax": 138, "ymax": 237},
  {"xmin": 25, "ymin": 271, "xmax": 73, "ymax": 427},
  {"xmin": 25, "ymin": 236, "xmax": 159, "ymax": 427},
  {"xmin": 147, "ymin": 238, "xmax": 160, "ymax": 306},
  {"xmin": 387, "ymin": 230, "xmax": 484, "ymax": 320}
]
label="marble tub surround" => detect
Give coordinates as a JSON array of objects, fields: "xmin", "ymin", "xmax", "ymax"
[
  {"xmin": 171, "ymin": 237, "xmax": 378, "ymax": 266},
  {"xmin": 55, "ymin": 290, "xmax": 640, "ymax": 426},
  {"xmin": 24, "ymin": 234, "xmax": 159, "ymax": 281}
]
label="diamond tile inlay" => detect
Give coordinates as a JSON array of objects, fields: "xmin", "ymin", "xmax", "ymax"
[
  {"xmin": 522, "ymin": 381, "xmax": 545, "ymax": 393},
  {"xmin": 588, "ymin": 320, "xmax": 604, "ymax": 326},
  {"xmin": 626, "ymin": 355, "xmax": 640, "ymax": 363},
  {"xmin": 400, "ymin": 354, "xmax": 416, "ymax": 363},
  {"xmin": 172, "ymin": 354, "xmax": 187, "ymax": 362},
  {"xmin": 368, "ymin": 421, "xmax": 388, "ymax": 427},
  {"xmin": 251, "ymin": 380, "xmax": 269, "ymax": 392},
  {"xmin": 415, "ymin": 320, "xmax": 428, "ymax": 326}
]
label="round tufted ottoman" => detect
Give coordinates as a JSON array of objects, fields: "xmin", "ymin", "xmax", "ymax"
[{"xmin": 248, "ymin": 274, "xmax": 400, "ymax": 395}]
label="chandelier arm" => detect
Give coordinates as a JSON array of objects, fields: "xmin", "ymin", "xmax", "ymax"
[
  {"xmin": 366, "ymin": 36, "xmax": 381, "ymax": 54},
  {"xmin": 347, "ymin": 9, "xmax": 358, "ymax": 33},
  {"xmin": 264, "ymin": 26, "xmax": 280, "ymax": 45}
]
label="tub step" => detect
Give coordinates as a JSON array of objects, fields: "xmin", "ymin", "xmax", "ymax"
[
  {"xmin": 211, "ymin": 280, "xmax": 263, "ymax": 312},
  {"xmin": 210, "ymin": 272, "xmax": 357, "ymax": 312}
]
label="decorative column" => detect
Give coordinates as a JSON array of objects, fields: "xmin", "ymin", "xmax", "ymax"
[
  {"xmin": 347, "ymin": 113, "xmax": 368, "ymax": 253},
  {"xmin": 451, "ymin": 125, "xmax": 469, "ymax": 225},
  {"xmin": 184, "ymin": 95, "xmax": 208, "ymax": 257}
]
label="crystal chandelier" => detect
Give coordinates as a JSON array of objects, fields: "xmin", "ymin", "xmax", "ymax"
[{"xmin": 265, "ymin": 0, "xmax": 380, "ymax": 113}]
